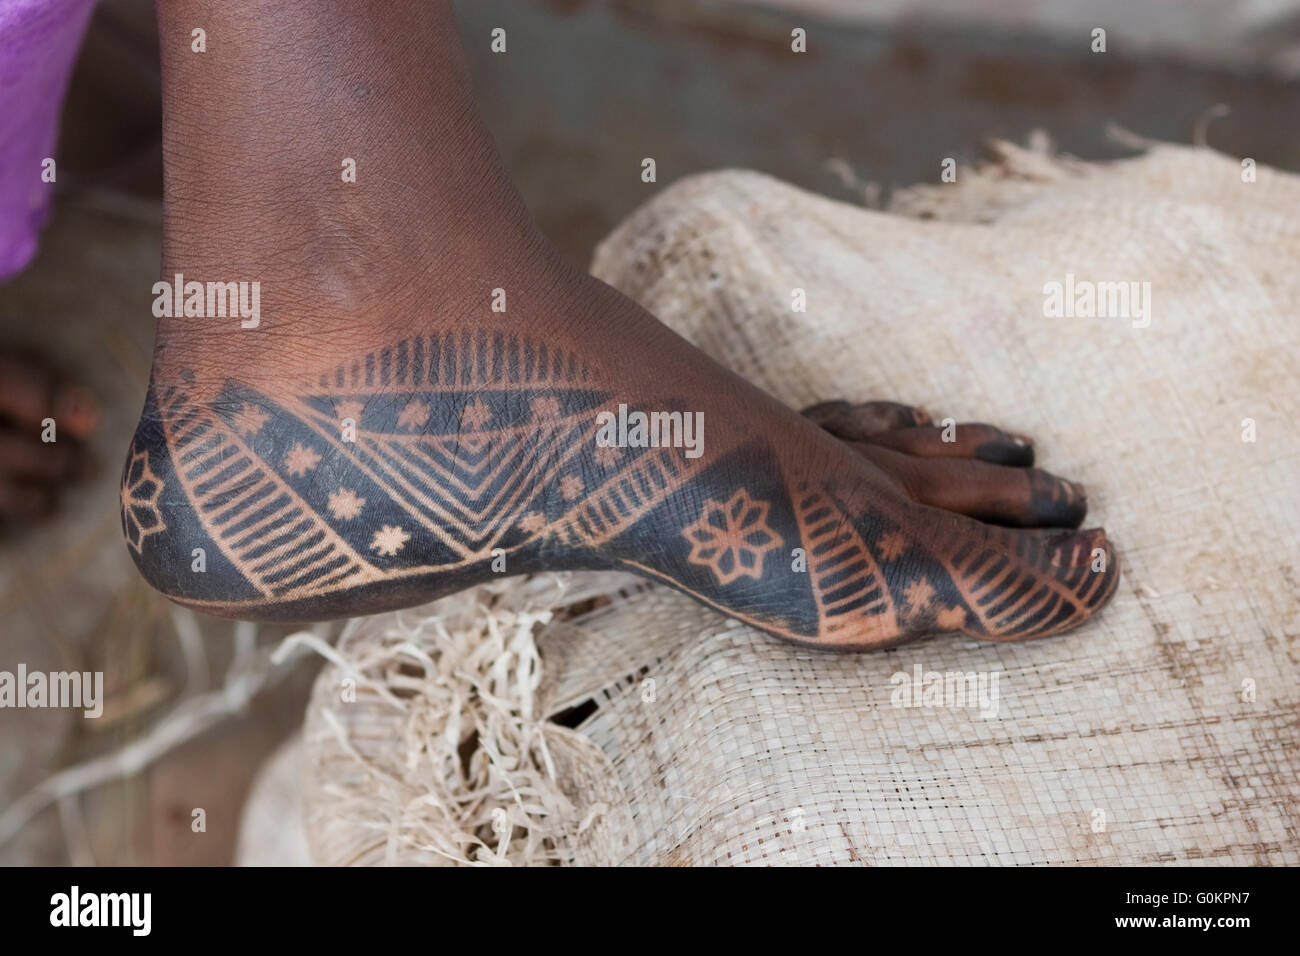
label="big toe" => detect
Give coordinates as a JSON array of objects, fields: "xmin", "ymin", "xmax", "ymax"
[{"xmin": 935, "ymin": 523, "xmax": 1120, "ymax": 640}]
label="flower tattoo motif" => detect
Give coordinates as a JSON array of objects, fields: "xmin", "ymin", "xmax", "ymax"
[
  {"xmin": 682, "ymin": 489, "xmax": 782, "ymax": 585},
  {"xmin": 121, "ymin": 445, "xmax": 166, "ymax": 554}
]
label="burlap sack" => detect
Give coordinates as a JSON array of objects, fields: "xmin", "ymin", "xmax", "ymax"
[{"xmin": 289, "ymin": 142, "xmax": 1299, "ymax": 865}]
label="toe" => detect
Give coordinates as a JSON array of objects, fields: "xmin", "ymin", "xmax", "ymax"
[
  {"xmin": 940, "ymin": 524, "xmax": 1121, "ymax": 640},
  {"xmin": 861, "ymin": 423, "xmax": 1035, "ymax": 466},
  {"xmin": 855, "ymin": 444, "xmax": 1087, "ymax": 528},
  {"xmin": 803, "ymin": 399, "xmax": 930, "ymax": 438}
]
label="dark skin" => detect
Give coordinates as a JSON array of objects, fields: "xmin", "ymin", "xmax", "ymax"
[{"xmin": 123, "ymin": 0, "xmax": 1119, "ymax": 649}]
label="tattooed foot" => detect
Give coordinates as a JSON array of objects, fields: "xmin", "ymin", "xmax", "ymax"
[
  {"xmin": 122, "ymin": 0, "xmax": 1118, "ymax": 649},
  {"xmin": 124, "ymin": 297, "xmax": 1119, "ymax": 648}
]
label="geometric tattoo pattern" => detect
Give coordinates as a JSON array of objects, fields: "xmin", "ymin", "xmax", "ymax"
[
  {"xmin": 119, "ymin": 445, "xmax": 166, "ymax": 555},
  {"xmin": 682, "ymin": 490, "xmax": 781, "ymax": 585},
  {"xmin": 129, "ymin": 330, "xmax": 715, "ymax": 611},
  {"xmin": 123, "ymin": 328, "xmax": 1117, "ymax": 647},
  {"xmin": 789, "ymin": 484, "xmax": 899, "ymax": 643}
]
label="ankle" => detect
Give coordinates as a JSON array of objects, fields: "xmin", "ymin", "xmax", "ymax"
[
  {"xmin": 155, "ymin": 0, "xmax": 545, "ymax": 306},
  {"xmin": 150, "ymin": 234, "xmax": 592, "ymax": 392}
]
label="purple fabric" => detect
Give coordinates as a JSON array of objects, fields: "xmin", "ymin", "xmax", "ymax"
[{"xmin": 0, "ymin": 0, "xmax": 97, "ymax": 279}]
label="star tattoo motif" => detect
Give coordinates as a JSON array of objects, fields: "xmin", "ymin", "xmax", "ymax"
[
  {"xmin": 327, "ymin": 487, "xmax": 366, "ymax": 520},
  {"xmin": 531, "ymin": 396, "xmax": 560, "ymax": 420},
  {"xmin": 232, "ymin": 403, "xmax": 269, "ymax": 437},
  {"xmin": 334, "ymin": 399, "xmax": 365, "ymax": 424},
  {"xmin": 903, "ymin": 577, "xmax": 936, "ymax": 613},
  {"xmin": 559, "ymin": 474, "xmax": 584, "ymax": 501},
  {"xmin": 397, "ymin": 399, "xmax": 431, "ymax": 430},
  {"xmin": 370, "ymin": 524, "xmax": 410, "ymax": 557},
  {"xmin": 284, "ymin": 442, "xmax": 322, "ymax": 477},
  {"xmin": 877, "ymin": 531, "xmax": 908, "ymax": 561},
  {"xmin": 460, "ymin": 399, "xmax": 492, "ymax": 430},
  {"xmin": 518, "ymin": 511, "xmax": 546, "ymax": 534}
]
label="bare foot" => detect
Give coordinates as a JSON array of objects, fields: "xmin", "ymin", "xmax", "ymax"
[{"xmin": 123, "ymin": 1, "xmax": 1118, "ymax": 649}]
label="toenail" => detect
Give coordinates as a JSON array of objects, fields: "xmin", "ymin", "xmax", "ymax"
[{"xmin": 1051, "ymin": 528, "xmax": 1106, "ymax": 567}]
